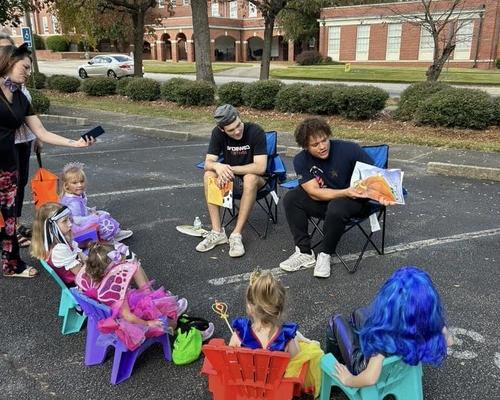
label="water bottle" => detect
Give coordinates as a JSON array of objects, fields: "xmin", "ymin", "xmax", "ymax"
[{"xmin": 193, "ymin": 216, "xmax": 202, "ymax": 230}]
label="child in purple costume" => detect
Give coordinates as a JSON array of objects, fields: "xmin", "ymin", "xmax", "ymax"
[{"xmin": 60, "ymin": 162, "xmax": 132, "ymax": 242}]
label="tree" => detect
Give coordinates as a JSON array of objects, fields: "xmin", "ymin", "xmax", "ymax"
[{"xmin": 190, "ymin": 0, "xmax": 214, "ymax": 84}]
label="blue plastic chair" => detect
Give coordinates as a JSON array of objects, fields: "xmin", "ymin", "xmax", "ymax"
[
  {"xmin": 319, "ymin": 353, "xmax": 423, "ymax": 400},
  {"xmin": 39, "ymin": 260, "xmax": 86, "ymax": 335},
  {"xmin": 70, "ymin": 288, "xmax": 172, "ymax": 385}
]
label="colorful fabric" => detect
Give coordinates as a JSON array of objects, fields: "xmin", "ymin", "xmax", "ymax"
[
  {"xmin": 285, "ymin": 340, "xmax": 324, "ymax": 398},
  {"xmin": 232, "ymin": 317, "xmax": 298, "ymax": 351}
]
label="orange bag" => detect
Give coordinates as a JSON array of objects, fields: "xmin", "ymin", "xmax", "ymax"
[{"xmin": 31, "ymin": 150, "xmax": 59, "ymax": 208}]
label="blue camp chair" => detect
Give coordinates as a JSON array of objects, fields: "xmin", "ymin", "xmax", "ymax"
[
  {"xmin": 39, "ymin": 260, "xmax": 86, "ymax": 335},
  {"xmin": 197, "ymin": 131, "xmax": 287, "ymax": 238},
  {"xmin": 281, "ymin": 145, "xmax": 402, "ymax": 273},
  {"xmin": 319, "ymin": 353, "xmax": 423, "ymax": 400}
]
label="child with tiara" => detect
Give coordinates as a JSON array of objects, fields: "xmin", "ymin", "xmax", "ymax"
[
  {"xmin": 75, "ymin": 241, "xmax": 211, "ymax": 351},
  {"xmin": 229, "ymin": 271, "xmax": 324, "ymax": 397},
  {"xmin": 326, "ymin": 266, "xmax": 454, "ymax": 388},
  {"xmin": 60, "ymin": 162, "xmax": 133, "ymax": 242},
  {"xmin": 31, "ymin": 202, "xmax": 85, "ymax": 285}
]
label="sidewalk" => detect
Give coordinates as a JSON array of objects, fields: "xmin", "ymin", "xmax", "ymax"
[{"xmin": 44, "ymin": 105, "xmax": 500, "ymax": 182}]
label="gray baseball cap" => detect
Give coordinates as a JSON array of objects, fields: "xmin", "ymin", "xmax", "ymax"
[{"xmin": 214, "ymin": 104, "xmax": 239, "ymax": 128}]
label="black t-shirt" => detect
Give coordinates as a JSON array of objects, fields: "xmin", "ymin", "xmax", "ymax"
[
  {"xmin": 207, "ymin": 122, "xmax": 267, "ymax": 166},
  {"xmin": 294, "ymin": 139, "xmax": 373, "ymax": 189},
  {"xmin": 0, "ymin": 89, "xmax": 33, "ymax": 169}
]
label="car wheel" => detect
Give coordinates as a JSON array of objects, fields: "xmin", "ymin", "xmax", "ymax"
[
  {"xmin": 79, "ymin": 69, "xmax": 88, "ymax": 79},
  {"xmin": 107, "ymin": 70, "xmax": 117, "ymax": 79}
]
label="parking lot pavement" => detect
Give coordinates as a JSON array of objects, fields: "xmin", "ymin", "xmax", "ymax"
[{"xmin": 0, "ymin": 121, "xmax": 498, "ymax": 400}]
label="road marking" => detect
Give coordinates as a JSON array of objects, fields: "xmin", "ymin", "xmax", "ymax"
[
  {"xmin": 494, "ymin": 353, "xmax": 500, "ymax": 371},
  {"xmin": 207, "ymin": 227, "xmax": 500, "ymax": 286},
  {"xmin": 448, "ymin": 327, "xmax": 485, "ymax": 360},
  {"xmin": 36, "ymin": 143, "xmax": 207, "ymax": 158}
]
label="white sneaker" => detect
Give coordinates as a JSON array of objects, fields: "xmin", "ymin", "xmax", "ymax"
[
  {"xmin": 229, "ymin": 233, "xmax": 245, "ymax": 257},
  {"xmin": 176, "ymin": 298, "xmax": 188, "ymax": 316},
  {"xmin": 279, "ymin": 246, "xmax": 316, "ymax": 272},
  {"xmin": 115, "ymin": 229, "xmax": 133, "ymax": 241},
  {"xmin": 314, "ymin": 252, "xmax": 331, "ymax": 278},
  {"xmin": 196, "ymin": 229, "xmax": 228, "ymax": 252}
]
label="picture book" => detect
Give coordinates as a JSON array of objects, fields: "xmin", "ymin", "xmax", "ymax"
[{"xmin": 207, "ymin": 177, "xmax": 233, "ymax": 209}]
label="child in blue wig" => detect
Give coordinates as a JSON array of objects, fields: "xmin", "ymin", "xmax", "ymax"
[{"xmin": 326, "ymin": 266, "xmax": 453, "ymax": 387}]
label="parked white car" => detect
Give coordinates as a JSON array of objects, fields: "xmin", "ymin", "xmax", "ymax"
[{"xmin": 78, "ymin": 54, "xmax": 135, "ymax": 79}]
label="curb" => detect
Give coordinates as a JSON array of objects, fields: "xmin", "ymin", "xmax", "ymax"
[
  {"xmin": 122, "ymin": 125, "xmax": 192, "ymax": 141},
  {"xmin": 427, "ymin": 162, "xmax": 500, "ymax": 182},
  {"xmin": 40, "ymin": 114, "xmax": 88, "ymax": 125}
]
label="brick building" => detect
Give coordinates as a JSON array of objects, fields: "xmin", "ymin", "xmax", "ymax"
[
  {"xmin": 144, "ymin": 0, "xmax": 295, "ymax": 62},
  {"xmin": 1, "ymin": 7, "xmax": 61, "ymax": 44},
  {"xmin": 318, "ymin": 0, "xmax": 500, "ymax": 69}
]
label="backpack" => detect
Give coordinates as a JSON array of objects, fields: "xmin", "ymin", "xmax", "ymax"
[{"xmin": 172, "ymin": 314, "xmax": 210, "ymax": 365}]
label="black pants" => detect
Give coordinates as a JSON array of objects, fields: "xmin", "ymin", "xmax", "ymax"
[
  {"xmin": 15, "ymin": 141, "xmax": 32, "ymax": 218},
  {"xmin": 283, "ymin": 186, "xmax": 371, "ymax": 254}
]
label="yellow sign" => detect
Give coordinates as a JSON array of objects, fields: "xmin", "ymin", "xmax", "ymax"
[{"xmin": 344, "ymin": 63, "xmax": 351, "ymax": 72}]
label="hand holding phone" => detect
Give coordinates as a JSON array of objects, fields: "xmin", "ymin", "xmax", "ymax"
[{"xmin": 81, "ymin": 125, "xmax": 105, "ymax": 141}]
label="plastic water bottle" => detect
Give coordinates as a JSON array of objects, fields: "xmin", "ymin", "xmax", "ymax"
[{"xmin": 193, "ymin": 216, "xmax": 202, "ymax": 230}]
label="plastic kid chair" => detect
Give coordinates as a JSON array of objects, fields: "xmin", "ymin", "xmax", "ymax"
[{"xmin": 319, "ymin": 353, "xmax": 423, "ymax": 400}]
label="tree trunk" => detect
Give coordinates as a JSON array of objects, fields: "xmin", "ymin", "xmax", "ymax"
[
  {"xmin": 426, "ymin": 43, "xmax": 455, "ymax": 81},
  {"xmin": 132, "ymin": 10, "xmax": 145, "ymax": 77},
  {"xmin": 191, "ymin": 0, "xmax": 214, "ymax": 84},
  {"xmin": 260, "ymin": 16, "xmax": 274, "ymax": 80}
]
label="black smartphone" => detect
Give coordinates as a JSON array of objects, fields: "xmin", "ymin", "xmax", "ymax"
[{"xmin": 81, "ymin": 126, "xmax": 105, "ymax": 141}]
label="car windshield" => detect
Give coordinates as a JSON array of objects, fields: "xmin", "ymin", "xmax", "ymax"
[{"xmin": 112, "ymin": 56, "xmax": 133, "ymax": 62}]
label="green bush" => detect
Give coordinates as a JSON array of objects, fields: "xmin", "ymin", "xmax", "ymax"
[
  {"xmin": 29, "ymin": 89, "xmax": 50, "ymax": 114},
  {"xmin": 217, "ymin": 81, "xmax": 248, "ymax": 107},
  {"xmin": 33, "ymin": 34, "xmax": 45, "ymax": 50},
  {"xmin": 302, "ymin": 84, "xmax": 346, "ymax": 115},
  {"xmin": 116, "ymin": 77, "xmax": 134, "ymax": 96},
  {"xmin": 496, "ymin": 58, "xmax": 500, "ymax": 69},
  {"xmin": 160, "ymin": 77, "xmax": 191, "ymax": 102},
  {"xmin": 45, "ymin": 35, "xmax": 69, "ymax": 52},
  {"xmin": 414, "ymin": 88, "xmax": 494, "ymax": 129},
  {"xmin": 337, "ymin": 86, "xmax": 389, "ymax": 120},
  {"xmin": 396, "ymin": 81, "xmax": 451, "ymax": 121},
  {"xmin": 81, "ymin": 77, "xmax": 117, "ymax": 96},
  {"xmin": 242, "ymin": 80, "xmax": 283, "ymax": 110},
  {"xmin": 176, "ymin": 80, "xmax": 215, "ymax": 106},
  {"xmin": 275, "ymin": 83, "xmax": 310, "ymax": 113},
  {"xmin": 493, "ymin": 97, "xmax": 500, "ymax": 125},
  {"xmin": 125, "ymin": 78, "xmax": 160, "ymax": 101},
  {"xmin": 47, "ymin": 75, "xmax": 80, "ymax": 93},
  {"xmin": 295, "ymin": 50, "xmax": 323, "ymax": 66},
  {"xmin": 27, "ymin": 72, "xmax": 47, "ymax": 89}
]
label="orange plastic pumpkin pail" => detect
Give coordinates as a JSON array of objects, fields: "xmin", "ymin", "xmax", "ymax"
[{"xmin": 31, "ymin": 151, "xmax": 59, "ymax": 209}]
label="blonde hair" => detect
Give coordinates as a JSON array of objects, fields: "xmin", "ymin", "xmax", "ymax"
[
  {"xmin": 246, "ymin": 271, "xmax": 286, "ymax": 329},
  {"xmin": 31, "ymin": 202, "xmax": 65, "ymax": 260},
  {"xmin": 86, "ymin": 241, "xmax": 114, "ymax": 283},
  {"xmin": 60, "ymin": 164, "xmax": 87, "ymax": 196}
]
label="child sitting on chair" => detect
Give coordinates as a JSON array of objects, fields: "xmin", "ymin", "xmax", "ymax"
[
  {"xmin": 74, "ymin": 241, "xmax": 192, "ymax": 351},
  {"xmin": 60, "ymin": 162, "xmax": 132, "ymax": 242},
  {"xmin": 326, "ymin": 266, "xmax": 454, "ymax": 388},
  {"xmin": 229, "ymin": 271, "xmax": 323, "ymax": 397},
  {"xmin": 31, "ymin": 202, "xmax": 84, "ymax": 286}
]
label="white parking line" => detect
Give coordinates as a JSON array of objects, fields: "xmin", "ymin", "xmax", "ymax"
[{"xmin": 207, "ymin": 227, "xmax": 500, "ymax": 286}]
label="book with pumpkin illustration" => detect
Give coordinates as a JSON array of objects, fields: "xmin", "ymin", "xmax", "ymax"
[
  {"xmin": 207, "ymin": 177, "xmax": 233, "ymax": 209},
  {"xmin": 350, "ymin": 161, "xmax": 404, "ymax": 205}
]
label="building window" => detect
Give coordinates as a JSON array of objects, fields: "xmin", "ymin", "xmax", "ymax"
[
  {"xmin": 183, "ymin": 0, "xmax": 190, "ymax": 5},
  {"xmin": 212, "ymin": 1, "xmax": 219, "ymax": 16},
  {"xmin": 171, "ymin": 0, "xmax": 176, "ymax": 7},
  {"xmin": 356, "ymin": 24, "xmax": 370, "ymax": 61},
  {"xmin": 248, "ymin": 2, "xmax": 257, "ymax": 18},
  {"xmin": 52, "ymin": 15, "xmax": 60, "ymax": 33},
  {"xmin": 158, "ymin": 0, "xmax": 165, "ymax": 8},
  {"xmin": 454, "ymin": 20, "xmax": 473, "ymax": 60},
  {"xmin": 327, "ymin": 26, "xmax": 341, "ymax": 61},
  {"xmin": 230, "ymin": 1, "xmax": 238, "ymax": 18},
  {"xmin": 42, "ymin": 16, "xmax": 49, "ymax": 33},
  {"xmin": 386, "ymin": 23, "xmax": 401, "ymax": 61},
  {"xmin": 11, "ymin": 27, "xmax": 17, "ymax": 36},
  {"xmin": 418, "ymin": 26, "xmax": 434, "ymax": 61}
]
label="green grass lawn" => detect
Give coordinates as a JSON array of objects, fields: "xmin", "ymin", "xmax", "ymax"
[
  {"xmin": 270, "ymin": 65, "xmax": 500, "ymax": 85},
  {"xmin": 143, "ymin": 61, "xmax": 251, "ymax": 74}
]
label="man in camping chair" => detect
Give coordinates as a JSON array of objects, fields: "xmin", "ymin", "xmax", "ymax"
[
  {"xmin": 279, "ymin": 117, "xmax": 394, "ymax": 278},
  {"xmin": 196, "ymin": 104, "xmax": 267, "ymax": 258}
]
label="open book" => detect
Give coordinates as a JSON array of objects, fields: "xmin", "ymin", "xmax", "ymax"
[
  {"xmin": 350, "ymin": 162, "xmax": 405, "ymax": 205},
  {"xmin": 207, "ymin": 177, "xmax": 233, "ymax": 209}
]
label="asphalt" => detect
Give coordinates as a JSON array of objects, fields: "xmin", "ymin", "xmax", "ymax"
[{"xmin": 0, "ymin": 113, "xmax": 499, "ymax": 400}]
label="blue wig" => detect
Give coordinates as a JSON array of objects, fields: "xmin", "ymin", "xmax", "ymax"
[{"xmin": 359, "ymin": 266, "xmax": 447, "ymax": 366}]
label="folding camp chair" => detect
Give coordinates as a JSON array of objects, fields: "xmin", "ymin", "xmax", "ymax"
[
  {"xmin": 281, "ymin": 145, "xmax": 396, "ymax": 273},
  {"xmin": 197, "ymin": 131, "xmax": 287, "ymax": 239}
]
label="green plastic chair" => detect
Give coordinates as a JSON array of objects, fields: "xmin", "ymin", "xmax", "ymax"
[
  {"xmin": 39, "ymin": 260, "xmax": 87, "ymax": 335},
  {"xmin": 319, "ymin": 353, "xmax": 423, "ymax": 400}
]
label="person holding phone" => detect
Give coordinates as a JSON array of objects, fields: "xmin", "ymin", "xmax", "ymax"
[{"xmin": 0, "ymin": 43, "xmax": 95, "ymax": 278}]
